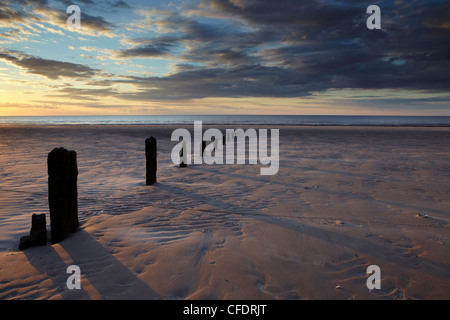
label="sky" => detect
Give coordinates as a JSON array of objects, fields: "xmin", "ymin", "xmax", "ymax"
[{"xmin": 0, "ymin": 0, "xmax": 449, "ymax": 116}]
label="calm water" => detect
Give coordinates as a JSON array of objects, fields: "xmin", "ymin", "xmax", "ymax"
[{"xmin": 0, "ymin": 115, "xmax": 450, "ymax": 126}]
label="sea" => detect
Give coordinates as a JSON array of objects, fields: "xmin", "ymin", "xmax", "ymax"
[{"xmin": 0, "ymin": 115, "xmax": 449, "ymax": 126}]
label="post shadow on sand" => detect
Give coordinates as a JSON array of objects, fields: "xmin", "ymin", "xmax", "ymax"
[
  {"xmin": 178, "ymin": 140, "xmax": 211, "ymax": 168},
  {"xmin": 191, "ymin": 164, "xmax": 450, "ymax": 216},
  {"xmin": 20, "ymin": 145, "xmax": 159, "ymax": 299},
  {"xmin": 23, "ymin": 229, "xmax": 160, "ymax": 300},
  {"xmin": 156, "ymin": 166, "xmax": 450, "ymax": 281}
]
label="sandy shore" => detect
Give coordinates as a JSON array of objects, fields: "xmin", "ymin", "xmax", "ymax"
[{"xmin": 0, "ymin": 125, "xmax": 449, "ymax": 299}]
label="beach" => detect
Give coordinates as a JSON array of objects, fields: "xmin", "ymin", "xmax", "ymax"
[{"xmin": 0, "ymin": 124, "xmax": 449, "ymax": 300}]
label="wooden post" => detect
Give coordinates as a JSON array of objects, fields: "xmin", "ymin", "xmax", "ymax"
[
  {"xmin": 180, "ymin": 141, "xmax": 187, "ymax": 167},
  {"xmin": 145, "ymin": 137, "xmax": 157, "ymax": 185},
  {"xmin": 48, "ymin": 147, "xmax": 78, "ymax": 244}
]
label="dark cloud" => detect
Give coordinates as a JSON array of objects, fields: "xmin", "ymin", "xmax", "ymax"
[
  {"xmin": 117, "ymin": 12, "xmax": 228, "ymax": 58},
  {"xmin": 0, "ymin": 5, "xmax": 26, "ymax": 22},
  {"xmin": 115, "ymin": 0, "xmax": 450, "ymax": 101},
  {"xmin": 117, "ymin": 35, "xmax": 181, "ymax": 58},
  {"xmin": 2, "ymin": 0, "xmax": 117, "ymax": 37},
  {"xmin": 2, "ymin": 0, "xmax": 449, "ymax": 107},
  {"xmin": 111, "ymin": 0, "xmax": 131, "ymax": 9},
  {"xmin": 80, "ymin": 11, "xmax": 116, "ymax": 33},
  {"xmin": 0, "ymin": 50, "xmax": 98, "ymax": 79},
  {"xmin": 40, "ymin": 6, "xmax": 116, "ymax": 34},
  {"xmin": 55, "ymin": 0, "xmax": 131, "ymax": 9},
  {"xmin": 115, "ymin": 64, "xmax": 316, "ymax": 101},
  {"xmin": 117, "ymin": 44, "xmax": 171, "ymax": 58},
  {"xmin": 118, "ymin": 9, "xmax": 265, "ymax": 64},
  {"xmin": 46, "ymin": 87, "xmax": 118, "ymax": 100}
]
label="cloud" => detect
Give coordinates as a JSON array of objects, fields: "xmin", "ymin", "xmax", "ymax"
[
  {"xmin": 111, "ymin": 0, "xmax": 131, "ymax": 9},
  {"xmin": 117, "ymin": 44, "xmax": 172, "ymax": 58},
  {"xmin": 46, "ymin": 86, "xmax": 118, "ymax": 101},
  {"xmin": 0, "ymin": 5, "xmax": 26, "ymax": 24},
  {"xmin": 114, "ymin": 64, "xmax": 316, "ymax": 101},
  {"xmin": 1, "ymin": 0, "xmax": 449, "ymax": 112},
  {"xmin": 118, "ymin": 8, "xmax": 261, "ymax": 63},
  {"xmin": 0, "ymin": 28, "xmax": 29, "ymax": 43},
  {"xmin": 117, "ymin": 35, "xmax": 181, "ymax": 58},
  {"xmin": 0, "ymin": 50, "xmax": 98, "ymax": 79},
  {"xmin": 113, "ymin": 0, "xmax": 450, "ymax": 102},
  {"xmin": 33, "ymin": 5, "xmax": 116, "ymax": 38},
  {"xmin": 1, "ymin": 0, "xmax": 119, "ymax": 38}
]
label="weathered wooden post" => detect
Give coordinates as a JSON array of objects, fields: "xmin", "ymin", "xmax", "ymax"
[
  {"xmin": 48, "ymin": 147, "xmax": 78, "ymax": 244},
  {"xmin": 145, "ymin": 137, "xmax": 157, "ymax": 185},
  {"xmin": 180, "ymin": 140, "xmax": 187, "ymax": 167}
]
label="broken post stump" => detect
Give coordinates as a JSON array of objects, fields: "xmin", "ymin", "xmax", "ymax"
[
  {"xmin": 145, "ymin": 137, "xmax": 157, "ymax": 185},
  {"xmin": 48, "ymin": 147, "xmax": 78, "ymax": 244},
  {"xmin": 19, "ymin": 213, "xmax": 47, "ymax": 251}
]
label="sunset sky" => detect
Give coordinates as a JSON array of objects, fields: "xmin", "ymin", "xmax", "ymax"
[{"xmin": 0, "ymin": 0, "xmax": 449, "ymax": 116}]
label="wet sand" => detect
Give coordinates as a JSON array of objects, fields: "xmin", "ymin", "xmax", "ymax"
[{"xmin": 0, "ymin": 125, "xmax": 449, "ymax": 299}]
